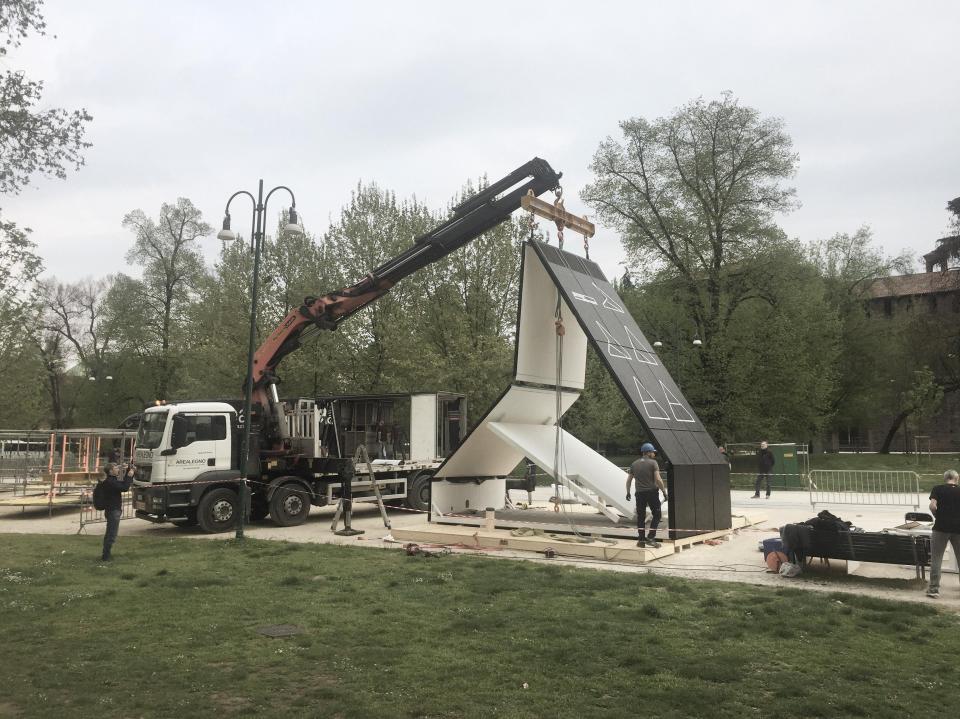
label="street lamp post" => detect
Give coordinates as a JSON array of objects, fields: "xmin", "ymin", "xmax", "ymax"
[{"xmin": 218, "ymin": 180, "xmax": 302, "ymax": 540}]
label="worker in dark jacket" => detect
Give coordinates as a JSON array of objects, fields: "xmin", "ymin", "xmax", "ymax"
[
  {"xmin": 927, "ymin": 469, "xmax": 960, "ymax": 598},
  {"xmin": 100, "ymin": 462, "xmax": 135, "ymax": 561},
  {"xmin": 751, "ymin": 441, "xmax": 775, "ymax": 499}
]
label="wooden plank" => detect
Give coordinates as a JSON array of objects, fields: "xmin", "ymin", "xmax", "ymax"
[
  {"xmin": 393, "ymin": 522, "xmax": 672, "ymax": 564},
  {"xmin": 670, "ymin": 513, "xmax": 761, "ymax": 549},
  {"xmin": 520, "ymin": 194, "xmax": 595, "ymax": 238}
]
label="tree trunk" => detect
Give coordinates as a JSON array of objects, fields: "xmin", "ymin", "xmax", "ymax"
[
  {"xmin": 37, "ymin": 343, "xmax": 65, "ymax": 428},
  {"xmin": 879, "ymin": 409, "xmax": 911, "ymax": 454},
  {"xmin": 45, "ymin": 372, "xmax": 64, "ymax": 428}
]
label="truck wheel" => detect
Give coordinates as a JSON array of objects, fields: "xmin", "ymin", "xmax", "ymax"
[
  {"xmin": 406, "ymin": 472, "xmax": 433, "ymax": 513},
  {"xmin": 197, "ymin": 487, "xmax": 239, "ymax": 533},
  {"xmin": 270, "ymin": 484, "xmax": 310, "ymax": 527}
]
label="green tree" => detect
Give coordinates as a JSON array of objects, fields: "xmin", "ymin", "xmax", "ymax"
[
  {"xmin": 717, "ymin": 242, "xmax": 839, "ymax": 440},
  {"xmin": 623, "ymin": 239, "xmax": 840, "ymax": 442},
  {"xmin": 0, "ymin": 1, "xmax": 90, "ymax": 427},
  {"xmin": 583, "ymin": 93, "xmax": 803, "ymax": 437},
  {"xmin": 948, "ymin": 197, "xmax": 960, "ymax": 236},
  {"xmin": 0, "ymin": 0, "xmax": 91, "ymax": 196},
  {"xmin": 414, "ymin": 182, "xmax": 531, "ymax": 414},
  {"xmin": 0, "ymin": 218, "xmax": 42, "ymax": 377},
  {"xmin": 583, "ymin": 92, "xmax": 797, "ymax": 343},
  {"xmin": 878, "ymin": 366, "xmax": 944, "ymax": 453},
  {"xmin": 120, "ymin": 199, "xmax": 211, "ymax": 400},
  {"xmin": 872, "ymin": 309, "xmax": 959, "ymax": 454},
  {"xmin": 321, "ymin": 183, "xmax": 431, "ymax": 392},
  {"xmin": 258, "ymin": 214, "xmax": 340, "ymax": 397},
  {"xmin": 808, "ymin": 227, "xmax": 913, "ymax": 438},
  {"xmin": 176, "ymin": 241, "xmax": 253, "ymax": 400},
  {"xmin": 180, "ymin": 215, "xmax": 338, "ymax": 401},
  {"xmin": 36, "ymin": 277, "xmax": 135, "ymax": 426},
  {"xmin": 0, "ymin": 342, "xmax": 47, "ymax": 428}
]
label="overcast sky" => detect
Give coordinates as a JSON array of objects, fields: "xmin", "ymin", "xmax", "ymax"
[{"xmin": 3, "ymin": 0, "xmax": 958, "ymax": 284}]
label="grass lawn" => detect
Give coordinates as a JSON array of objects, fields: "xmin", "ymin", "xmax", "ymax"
[
  {"xmin": 810, "ymin": 452, "xmax": 960, "ymax": 476},
  {"xmin": 1, "ymin": 535, "xmax": 959, "ymax": 718}
]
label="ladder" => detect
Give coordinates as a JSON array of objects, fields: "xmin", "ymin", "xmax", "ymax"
[{"xmin": 330, "ymin": 444, "xmax": 391, "ymax": 533}]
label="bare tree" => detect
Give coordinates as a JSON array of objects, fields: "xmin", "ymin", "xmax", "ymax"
[{"xmin": 35, "ymin": 278, "xmax": 112, "ymax": 426}]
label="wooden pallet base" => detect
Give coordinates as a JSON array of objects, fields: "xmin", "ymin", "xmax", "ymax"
[{"xmin": 392, "ymin": 513, "xmax": 764, "ymax": 564}]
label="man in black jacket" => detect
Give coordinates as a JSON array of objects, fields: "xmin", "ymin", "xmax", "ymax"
[
  {"xmin": 100, "ymin": 462, "xmax": 135, "ymax": 562},
  {"xmin": 927, "ymin": 469, "xmax": 960, "ymax": 598},
  {"xmin": 751, "ymin": 441, "xmax": 775, "ymax": 499}
]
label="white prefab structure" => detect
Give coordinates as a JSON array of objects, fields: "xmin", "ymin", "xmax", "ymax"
[
  {"xmin": 432, "ymin": 243, "xmax": 637, "ymax": 523},
  {"xmin": 409, "ymin": 394, "xmax": 438, "ymax": 461}
]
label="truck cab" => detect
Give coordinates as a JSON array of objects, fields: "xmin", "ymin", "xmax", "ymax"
[
  {"xmin": 133, "ymin": 402, "xmax": 242, "ymax": 529},
  {"xmin": 134, "ymin": 402, "xmax": 237, "ymax": 482}
]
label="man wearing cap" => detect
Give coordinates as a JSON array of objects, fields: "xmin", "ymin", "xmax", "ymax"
[
  {"xmin": 626, "ymin": 443, "xmax": 666, "ymax": 548},
  {"xmin": 100, "ymin": 462, "xmax": 135, "ymax": 562}
]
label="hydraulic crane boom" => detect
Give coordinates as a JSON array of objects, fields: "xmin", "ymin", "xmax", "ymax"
[{"xmin": 251, "ymin": 157, "xmax": 562, "ymax": 443}]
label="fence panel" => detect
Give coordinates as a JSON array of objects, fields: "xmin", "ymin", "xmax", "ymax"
[
  {"xmin": 808, "ymin": 469, "xmax": 922, "ymax": 509},
  {"xmin": 77, "ymin": 491, "xmax": 135, "ymax": 534}
]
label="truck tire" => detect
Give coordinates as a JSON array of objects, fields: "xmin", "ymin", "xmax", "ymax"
[
  {"xmin": 270, "ymin": 483, "xmax": 311, "ymax": 527},
  {"xmin": 406, "ymin": 471, "xmax": 433, "ymax": 513},
  {"xmin": 197, "ymin": 487, "xmax": 239, "ymax": 533}
]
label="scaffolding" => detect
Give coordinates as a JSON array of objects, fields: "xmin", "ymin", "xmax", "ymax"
[{"xmin": 0, "ymin": 428, "xmax": 137, "ymax": 514}]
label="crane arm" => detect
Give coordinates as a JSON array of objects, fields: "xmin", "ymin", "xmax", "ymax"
[{"xmin": 250, "ymin": 157, "xmax": 562, "ymax": 435}]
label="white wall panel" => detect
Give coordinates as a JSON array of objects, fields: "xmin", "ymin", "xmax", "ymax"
[
  {"xmin": 515, "ymin": 244, "xmax": 587, "ymax": 389},
  {"xmin": 487, "ymin": 422, "xmax": 635, "ymax": 518},
  {"xmin": 409, "ymin": 394, "xmax": 437, "ymax": 461},
  {"xmin": 434, "ymin": 385, "xmax": 579, "ymax": 478},
  {"xmin": 432, "ymin": 479, "xmax": 506, "ymax": 513}
]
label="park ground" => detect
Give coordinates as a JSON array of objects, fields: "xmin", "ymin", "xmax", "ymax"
[{"xmin": 3, "ymin": 472, "xmax": 960, "ymax": 718}]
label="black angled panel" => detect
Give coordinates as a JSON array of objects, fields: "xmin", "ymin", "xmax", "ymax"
[
  {"xmin": 530, "ymin": 241, "xmax": 731, "ymax": 532},
  {"xmin": 531, "ymin": 241, "xmax": 714, "ymax": 467}
]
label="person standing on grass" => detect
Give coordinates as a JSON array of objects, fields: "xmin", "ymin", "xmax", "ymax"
[
  {"xmin": 626, "ymin": 443, "xmax": 667, "ymax": 549},
  {"xmin": 100, "ymin": 462, "xmax": 135, "ymax": 562},
  {"xmin": 927, "ymin": 469, "xmax": 960, "ymax": 599},
  {"xmin": 752, "ymin": 441, "xmax": 775, "ymax": 499}
]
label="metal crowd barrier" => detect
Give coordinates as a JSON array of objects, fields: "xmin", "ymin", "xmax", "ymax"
[
  {"xmin": 808, "ymin": 469, "xmax": 922, "ymax": 509},
  {"xmin": 77, "ymin": 490, "xmax": 135, "ymax": 534}
]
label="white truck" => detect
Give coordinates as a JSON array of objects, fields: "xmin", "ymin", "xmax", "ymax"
[
  {"xmin": 130, "ymin": 158, "xmax": 562, "ymax": 533},
  {"xmin": 131, "ymin": 392, "xmax": 465, "ymax": 532}
]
